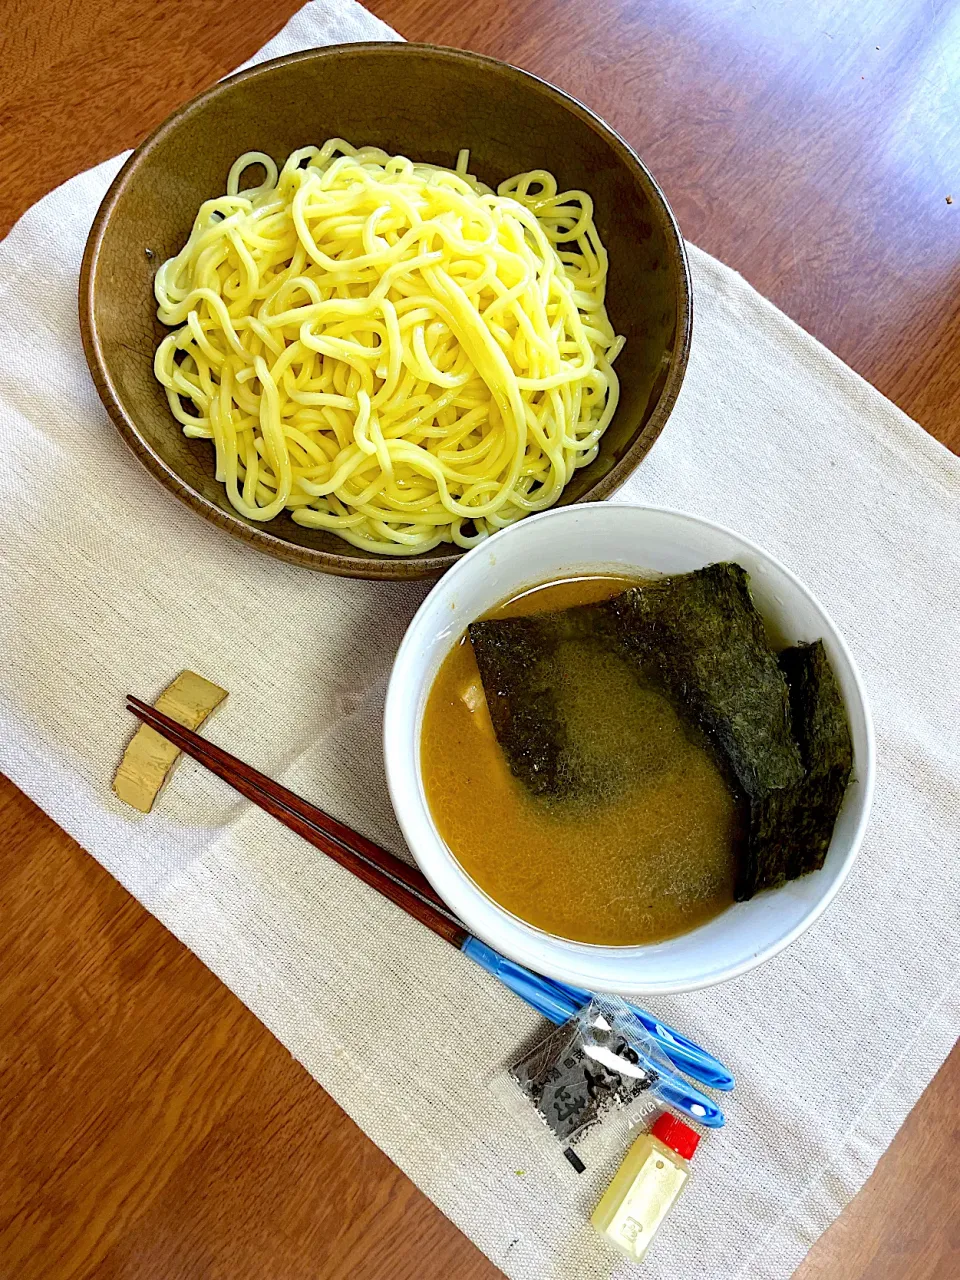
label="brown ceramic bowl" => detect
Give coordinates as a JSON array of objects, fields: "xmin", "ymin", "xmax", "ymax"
[{"xmin": 80, "ymin": 44, "xmax": 691, "ymax": 580}]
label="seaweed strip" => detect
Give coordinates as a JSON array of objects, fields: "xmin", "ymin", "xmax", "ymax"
[
  {"xmin": 602, "ymin": 564, "xmax": 804, "ymax": 898},
  {"xmin": 468, "ymin": 615, "xmax": 572, "ymax": 799},
  {"xmin": 776, "ymin": 640, "xmax": 854, "ymax": 879}
]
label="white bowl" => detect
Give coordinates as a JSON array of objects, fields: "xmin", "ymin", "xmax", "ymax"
[{"xmin": 384, "ymin": 504, "xmax": 874, "ymax": 995}]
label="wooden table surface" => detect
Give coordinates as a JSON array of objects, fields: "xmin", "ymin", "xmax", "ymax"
[{"xmin": 1, "ymin": 1, "xmax": 957, "ymax": 1277}]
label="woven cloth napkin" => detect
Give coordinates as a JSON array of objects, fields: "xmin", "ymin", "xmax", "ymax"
[{"xmin": 2, "ymin": 3, "xmax": 958, "ymax": 1277}]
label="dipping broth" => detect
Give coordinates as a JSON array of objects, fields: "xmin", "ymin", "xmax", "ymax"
[{"xmin": 420, "ymin": 575, "xmax": 740, "ymax": 946}]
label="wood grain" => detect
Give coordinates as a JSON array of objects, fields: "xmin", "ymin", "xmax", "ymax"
[
  {"xmin": 0, "ymin": 782, "xmax": 492, "ymax": 1280},
  {"xmin": 0, "ymin": 0, "xmax": 957, "ymax": 1278}
]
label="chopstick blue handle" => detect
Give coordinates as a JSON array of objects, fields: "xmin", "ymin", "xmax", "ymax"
[
  {"xmin": 542, "ymin": 975, "xmax": 735, "ymax": 1092},
  {"xmin": 652, "ymin": 1078, "xmax": 724, "ymax": 1129},
  {"xmin": 462, "ymin": 936, "xmax": 724, "ymax": 1128},
  {"xmin": 463, "ymin": 935, "xmax": 581, "ymax": 1024}
]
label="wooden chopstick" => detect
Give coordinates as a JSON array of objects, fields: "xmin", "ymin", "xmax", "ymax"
[
  {"xmin": 125, "ymin": 695, "xmax": 467, "ymax": 947},
  {"xmin": 127, "ymin": 694, "xmax": 445, "ymax": 905}
]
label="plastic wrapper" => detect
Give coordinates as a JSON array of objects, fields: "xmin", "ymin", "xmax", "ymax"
[{"xmin": 503, "ymin": 996, "xmax": 676, "ymax": 1150}]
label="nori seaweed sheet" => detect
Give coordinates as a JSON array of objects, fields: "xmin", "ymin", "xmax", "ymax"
[
  {"xmin": 602, "ymin": 565, "xmax": 801, "ymax": 797},
  {"xmin": 468, "ymin": 614, "xmax": 572, "ymax": 800},
  {"xmin": 776, "ymin": 640, "xmax": 854, "ymax": 879},
  {"xmin": 469, "ymin": 565, "xmax": 852, "ymax": 900},
  {"xmin": 601, "ymin": 564, "xmax": 804, "ymax": 900}
]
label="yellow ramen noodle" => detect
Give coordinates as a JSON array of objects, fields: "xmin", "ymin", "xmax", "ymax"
[{"xmin": 154, "ymin": 140, "xmax": 624, "ymax": 555}]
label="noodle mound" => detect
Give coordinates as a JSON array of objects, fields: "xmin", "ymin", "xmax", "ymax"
[{"xmin": 154, "ymin": 139, "xmax": 624, "ymax": 555}]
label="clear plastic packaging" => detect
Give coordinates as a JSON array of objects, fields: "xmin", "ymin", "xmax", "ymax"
[{"xmin": 503, "ymin": 996, "xmax": 678, "ymax": 1150}]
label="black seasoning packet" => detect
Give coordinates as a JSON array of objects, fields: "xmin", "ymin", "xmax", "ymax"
[{"xmin": 510, "ymin": 1000, "xmax": 660, "ymax": 1144}]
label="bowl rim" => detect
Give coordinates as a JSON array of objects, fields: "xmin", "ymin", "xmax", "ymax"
[
  {"xmin": 383, "ymin": 502, "xmax": 876, "ymax": 994},
  {"xmin": 78, "ymin": 42, "xmax": 693, "ymax": 581}
]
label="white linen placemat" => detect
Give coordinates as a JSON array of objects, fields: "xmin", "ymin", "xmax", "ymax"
[{"xmin": 1, "ymin": 3, "xmax": 958, "ymax": 1277}]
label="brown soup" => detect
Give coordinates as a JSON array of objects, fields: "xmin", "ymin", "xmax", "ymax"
[{"xmin": 420, "ymin": 575, "xmax": 739, "ymax": 946}]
